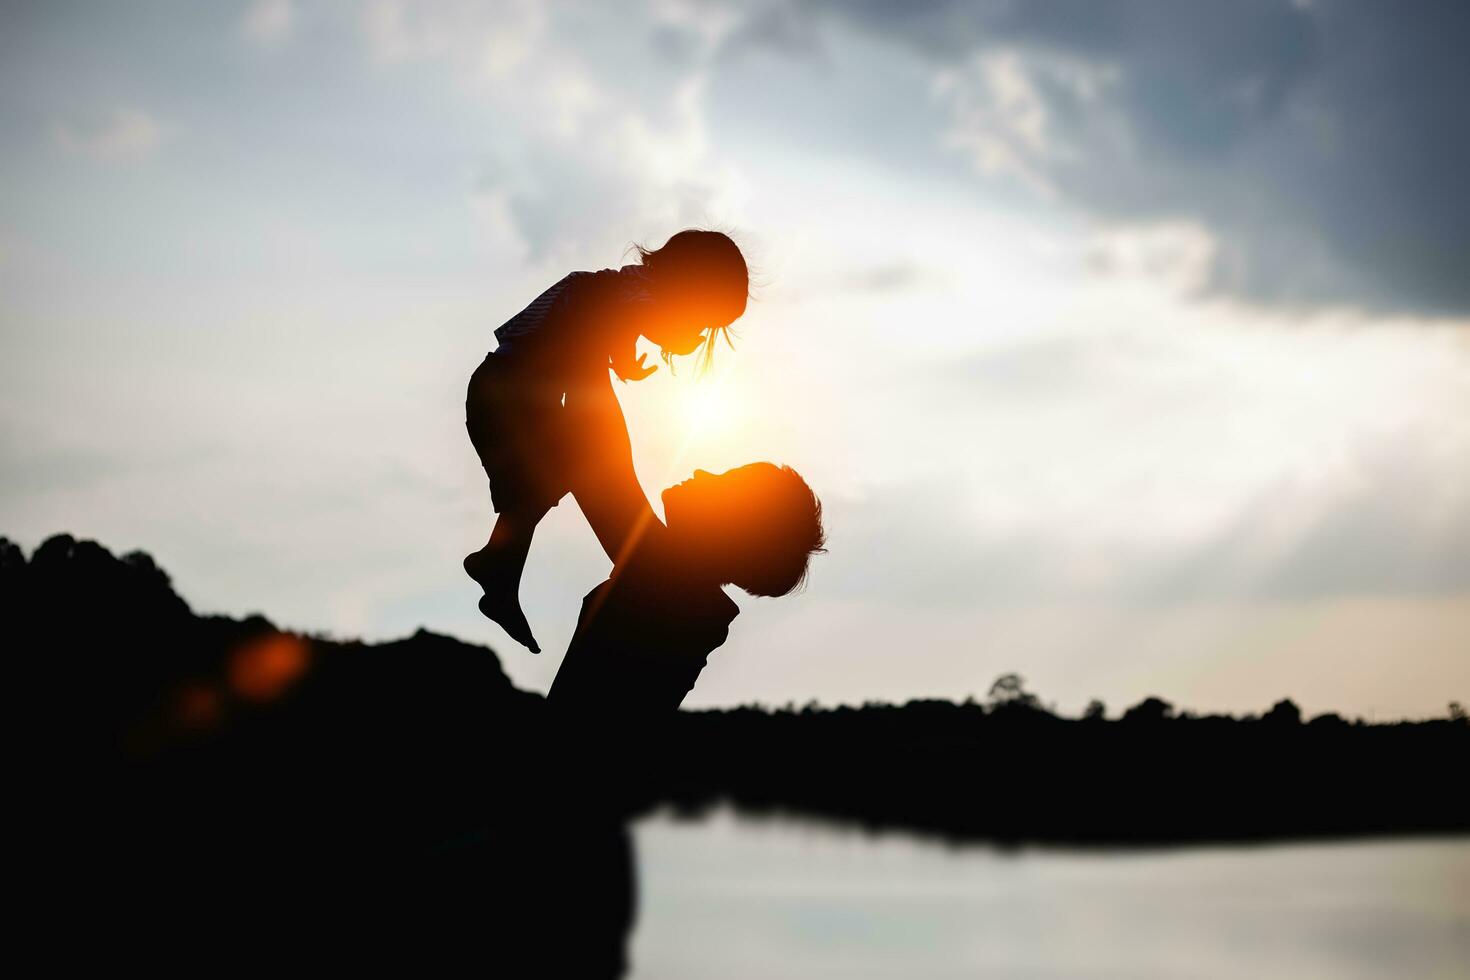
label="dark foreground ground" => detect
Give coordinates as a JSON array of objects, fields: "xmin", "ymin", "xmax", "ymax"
[{"xmin": 8, "ymin": 534, "xmax": 1466, "ymax": 966}]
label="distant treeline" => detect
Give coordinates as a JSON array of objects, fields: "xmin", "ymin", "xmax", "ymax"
[
  {"xmin": 6, "ymin": 533, "xmax": 1467, "ymax": 861},
  {"xmin": 664, "ymin": 690, "xmax": 1468, "ymax": 845}
]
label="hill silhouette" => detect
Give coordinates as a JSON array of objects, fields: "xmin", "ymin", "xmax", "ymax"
[
  {"xmin": 10, "ymin": 533, "xmax": 572, "ymax": 965},
  {"xmin": 7, "ymin": 533, "xmax": 539, "ymax": 856}
]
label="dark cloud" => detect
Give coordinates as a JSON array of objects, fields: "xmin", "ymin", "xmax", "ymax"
[
  {"xmin": 716, "ymin": 3, "xmax": 828, "ymax": 62},
  {"xmin": 740, "ymin": 0, "xmax": 1470, "ymax": 315}
]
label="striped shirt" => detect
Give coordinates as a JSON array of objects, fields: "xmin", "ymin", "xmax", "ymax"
[{"xmin": 493, "ymin": 265, "xmax": 653, "ymax": 356}]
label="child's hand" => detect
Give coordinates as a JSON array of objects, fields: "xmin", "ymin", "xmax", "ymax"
[{"xmin": 612, "ymin": 351, "xmax": 659, "ymax": 383}]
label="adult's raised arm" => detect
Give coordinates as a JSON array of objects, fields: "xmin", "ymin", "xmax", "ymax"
[{"xmin": 561, "ymin": 366, "xmax": 662, "ymax": 565}]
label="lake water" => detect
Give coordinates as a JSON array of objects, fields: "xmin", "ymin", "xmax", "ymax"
[{"xmin": 630, "ymin": 810, "xmax": 1470, "ymax": 979}]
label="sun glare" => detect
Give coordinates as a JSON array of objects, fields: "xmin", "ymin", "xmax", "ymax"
[{"xmin": 680, "ymin": 377, "xmax": 737, "ymax": 439}]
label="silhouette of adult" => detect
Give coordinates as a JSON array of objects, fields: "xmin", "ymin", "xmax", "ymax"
[
  {"xmin": 551, "ymin": 357, "xmax": 825, "ymax": 718},
  {"xmin": 495, "ymin": 349, "xmax": 824, "ymax": 978}
]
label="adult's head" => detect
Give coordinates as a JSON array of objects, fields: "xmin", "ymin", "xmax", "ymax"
[{"xmin": 661, "ymin": 463, "xmax": 825, "ymax": 597}]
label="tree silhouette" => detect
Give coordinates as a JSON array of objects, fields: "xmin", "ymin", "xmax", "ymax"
[
  {"xmin": 987, "ymin": 672, "xmax": 1040, "ymax": 713},
  {"xmin": 1122, "ymin": 696, "xmax": 1174, "ymax": 723},
  {"xmin": 1263, "ymin": 698, "xmax": 1302, "ymax": 726}
]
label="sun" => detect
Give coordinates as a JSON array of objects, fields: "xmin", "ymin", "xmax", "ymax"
[
  {"xmin": 681, "ymin": 382, "xmax": 734, "ymax": 436},
  {"xmin": 653, "ymin": 370, "xmax": 749, "ymax": 490},
  {"xmin": 678, "ymin": 375, "xmax": 739, "ymax": 441}
]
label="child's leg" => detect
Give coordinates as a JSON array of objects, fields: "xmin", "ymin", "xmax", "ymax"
[
  {"xmin": 466, "ymin": 510, "xmax": 537, "ymax": 588},
  {"xmin": 465, "ymin": 505, "xmax": 549, "ymax": 654}
]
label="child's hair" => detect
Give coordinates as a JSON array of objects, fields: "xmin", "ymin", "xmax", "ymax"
[{"xmin": 634, "ymin": 229, "xmax": 749, "ymax": 373}]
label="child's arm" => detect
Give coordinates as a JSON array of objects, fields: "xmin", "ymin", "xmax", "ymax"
[{"xmin": 562, "ymin": 369, "xmax": 660, "ymax": 565}]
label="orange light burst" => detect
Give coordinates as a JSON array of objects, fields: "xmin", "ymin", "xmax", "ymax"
[
  {"xmin": 587, "ymin": 368, "xmax": 742, "ymax": 626},
  {"xmin": 228, "ymin": 633, "xmax": 311, "ymax": 702},
  {"xmin": 679, "ymin": 379, "xmax": 736, "ymax": 440}
]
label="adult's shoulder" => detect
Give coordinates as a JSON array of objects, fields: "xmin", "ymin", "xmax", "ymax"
[{"xmin": 620, "ymin": 533, "xmax": 741, "ymax": 627}]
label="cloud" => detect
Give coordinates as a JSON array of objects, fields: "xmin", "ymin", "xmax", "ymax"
[
  {"xmin": 358, "ymin": 0, "xmax": 542, "ymax": 71},
  {"xmin": 350, "ymin": 1, "xmax": 746, "ymax": 262},
  {"xmin": 51, "ymin": 108, "xmax": 163, "ymax": 161},
  {"xmin": 240, "ymin": 0, "xmax": 296, "ymax": 46},
  {"xmin": 815, "ymin": 315, "xmax": 1470, "ymax": 608},
  {"xmin": 467, "ymin": 65, "xmax": 744, "ymax": 262},
  {"xmin": 932, "ymin": 47, "xmax": 1121, "ymax": 198},
  {"xmin": 1083, "ymin": 221, "xmax": 1218, "ymax": 296},
  {"xmin": 728, "ymin": 0, "xmax": 1470, "ymax": 316},
  {"xmin": 1149, "ymin": 444, "xmax": 1470, "ymax": 602},
  {"xmin": 819, "ymin": 450, "xmax": 1470, "ymax": 610}
]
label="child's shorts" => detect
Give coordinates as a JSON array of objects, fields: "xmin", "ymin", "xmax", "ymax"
[{"xmin": 465, "ymin": 352, "xmax": 573, "ymax": 514}]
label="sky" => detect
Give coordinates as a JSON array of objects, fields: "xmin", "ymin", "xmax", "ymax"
[{"xmin": 2, "ymin": 0, "xmax": 1467, "ymax": 720}]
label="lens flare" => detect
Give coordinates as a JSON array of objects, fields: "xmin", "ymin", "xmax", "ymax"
[
  {"xmin": 228, "ymin": 633, "xmax": 311, "ymax": 702},
  {"xmin": 174, "ymin": 682, "xmax": 223, "ymax": 730}
]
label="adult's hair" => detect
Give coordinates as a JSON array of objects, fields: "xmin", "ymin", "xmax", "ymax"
[{"xmin": 719, "ymin": 463, "xmax": 826, "ymax": 598}]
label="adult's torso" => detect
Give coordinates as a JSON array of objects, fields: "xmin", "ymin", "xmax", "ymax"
[{"xmin": 547, "ymin": 532, "xmax": 739, "ymax": 717}]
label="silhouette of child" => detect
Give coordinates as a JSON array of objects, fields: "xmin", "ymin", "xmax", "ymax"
[{"xmin": 464, "ymin": 230, "xmax": 749, "ymax": 653}]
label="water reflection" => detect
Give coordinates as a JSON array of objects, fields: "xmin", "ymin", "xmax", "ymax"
[{"xmin": 632, "ymin": 809, "xmax": 1470, "ymax": 979}]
